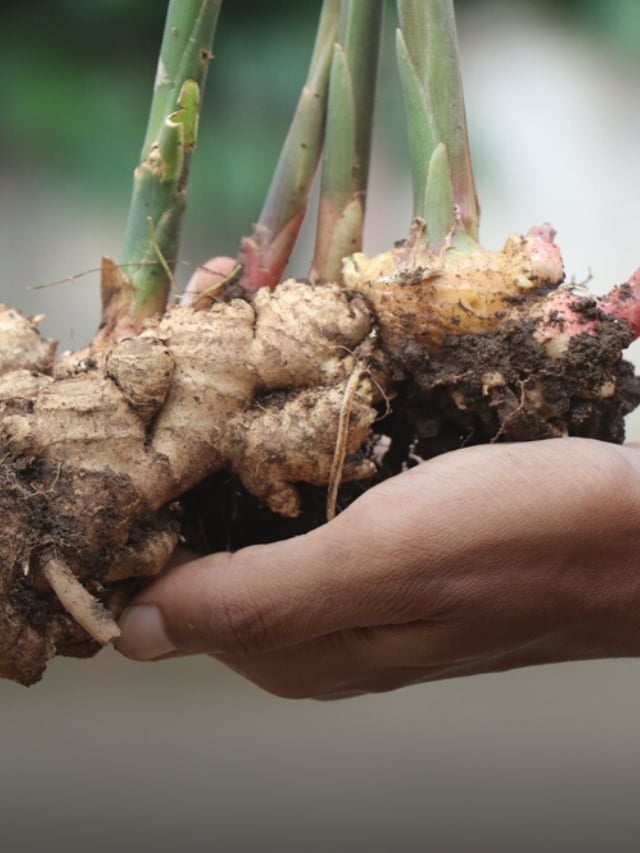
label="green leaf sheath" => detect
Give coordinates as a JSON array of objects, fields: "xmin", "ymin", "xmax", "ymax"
[
  {"xmin": 424, "ymin": 142, "xmax": 455, "ymax": 251},
  {"xmin": 115, "ymin": 0, "xmax": 222, "ymax": 324},
  {"xmin": 396, "ymin": 0, "xmax": 479, "ymax": 247},
  {"xmin": 311, "ymin": 0, "xmax": 384, "ymax": 284},
  {"xmin": 237, "ymin": 0, "xmax": 340, "ymax": 292}
]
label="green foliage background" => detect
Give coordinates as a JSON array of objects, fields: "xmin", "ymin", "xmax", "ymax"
[
  {"xmin": 2, "ymin": 1, "xmax": 320, "ymax": 251},
  {"xmin": 2, "ymin": 0, "xmax": 639, "ymax": 253}
]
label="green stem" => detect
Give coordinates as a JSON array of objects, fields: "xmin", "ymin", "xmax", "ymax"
[
  {"xmin": 396, "ymin": 0, "xmax": 479, "ymax": 250},
  {"xmin": 104, "ymin": 0, "xmax": 221, "ymax": 334},
  {"xmin": 237, "ymin": 0, "xmax": 340, "ymax": 293},
  {"xmin": 310, "ymin": 0, "xmax": 384, "ymax": 284}
]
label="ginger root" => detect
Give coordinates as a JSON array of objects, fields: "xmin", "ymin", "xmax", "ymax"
[{"xmin": 2, "ymin": 222, "xmax": 640, "ymax": 685}]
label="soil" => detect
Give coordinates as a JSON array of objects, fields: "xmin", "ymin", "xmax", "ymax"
[
  {"xmin": 0, "ymin": 456, "xmax": 178, "ymax": 682},
  {"xmin": 179, "ymin": 307, "xmax": 640, "ymax": 555}
]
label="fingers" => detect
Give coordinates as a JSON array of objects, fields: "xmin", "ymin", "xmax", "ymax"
[
  {"xmin": 213, "ymin": 622, "xmax": 460, "ymax": 699},
  {"xmin": 116, "ymin": 507, "xmax": 427, "ymax": 661},
  {"xmin": 212, "ymin": 612, "xmax": 618, "ymax": 700}
]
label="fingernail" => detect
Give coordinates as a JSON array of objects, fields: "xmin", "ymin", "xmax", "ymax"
[{"xmin": 117, "ymin": 605, "xmax": 177, "ymax": 661}]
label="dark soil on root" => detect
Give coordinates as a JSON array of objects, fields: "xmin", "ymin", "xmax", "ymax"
[
  {"xmin": 179, "ymin": 316, "xmax": 640, "ymax": 554},
  {"xmin": 179, "ymin": 473, "xmax": 376, "ymax": 553},
  {"xmin": 386, "ymin": 315, "xmax": 640, "ymax": 461},
  {"xmin": 0, "ymin": 457, "xmax": 178, "ymax": 669}
]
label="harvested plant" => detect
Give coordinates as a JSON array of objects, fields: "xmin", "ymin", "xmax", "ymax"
[{"xmin": 2, "ymin": 0, "xmax": 640, "ymax": 685}]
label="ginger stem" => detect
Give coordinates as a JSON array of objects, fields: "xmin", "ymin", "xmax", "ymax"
[
  {"xmin": 310, "ymin": 0, "xmax": 384, "ymax": 285},
  {"xmin": 42, "ymin": 559, "xmax": 121, "ymax": 646},
  {"xmin": 105, "ymin": 0, "xmax": 222, "ymax": 336},
  {"xmin": 237, "ymin": 0, "xmax": 339, "ymax": 293},
  {"xmin": 396, "ymin": 0, "xmax": 479, "ymax": 246}
]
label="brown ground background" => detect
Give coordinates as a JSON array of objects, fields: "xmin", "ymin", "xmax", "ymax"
[{"xmin": 3, "ymin": 7, "xmax": 640, "ymax": 852}]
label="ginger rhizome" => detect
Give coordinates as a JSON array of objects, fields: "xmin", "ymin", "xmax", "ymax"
[{"xmin": 2, "ymin": 221, "xmax": 640, "ymax": 685}]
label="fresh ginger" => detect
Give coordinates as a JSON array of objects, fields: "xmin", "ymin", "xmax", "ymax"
[{"xmin": 1, "ymin": 222, "xmax": 640, "ymax": 685}]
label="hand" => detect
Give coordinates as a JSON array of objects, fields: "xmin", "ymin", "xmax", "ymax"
[{"xmin": 116, "ymin": 438, "xmax": 640, "ymax": 699}]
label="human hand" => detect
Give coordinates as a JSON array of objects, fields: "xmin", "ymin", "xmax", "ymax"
[{"xmin": 116, "ymin": 438, "xmax": 640, "ymax": 699}]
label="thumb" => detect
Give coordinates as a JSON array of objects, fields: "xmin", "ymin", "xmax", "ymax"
[
  {"xmin": 115, "ymin": 513, "xmax": 390, "ymax": 661},
  {"xmin": 114, "ymin": 447, "xmax": 504, "ymax": 662}
]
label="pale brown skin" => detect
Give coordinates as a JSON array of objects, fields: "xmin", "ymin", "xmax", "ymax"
[{"xmin": 117, "ymin": 437, "xmax": 640, "ymax": 699}]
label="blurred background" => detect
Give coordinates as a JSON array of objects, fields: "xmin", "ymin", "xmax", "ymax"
[{"xmin": 2, "ymin": 1, "xmax": 640, "ymax": 850}]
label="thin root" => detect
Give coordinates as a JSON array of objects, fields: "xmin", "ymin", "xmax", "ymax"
[
  {"xmin": 326, "ymin": 361, "xmax": 366, "ymax": 522},
  {"xmin": 42, "ymin": 558, "xmax": 121, "ymax": 645},
  {"xmin": 147, "ymin": 215, "xmax": 178, "ymax": 298},
  {"xmin": 192, "ymin": 263, "xmax": 242, "ymax": 310}
]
